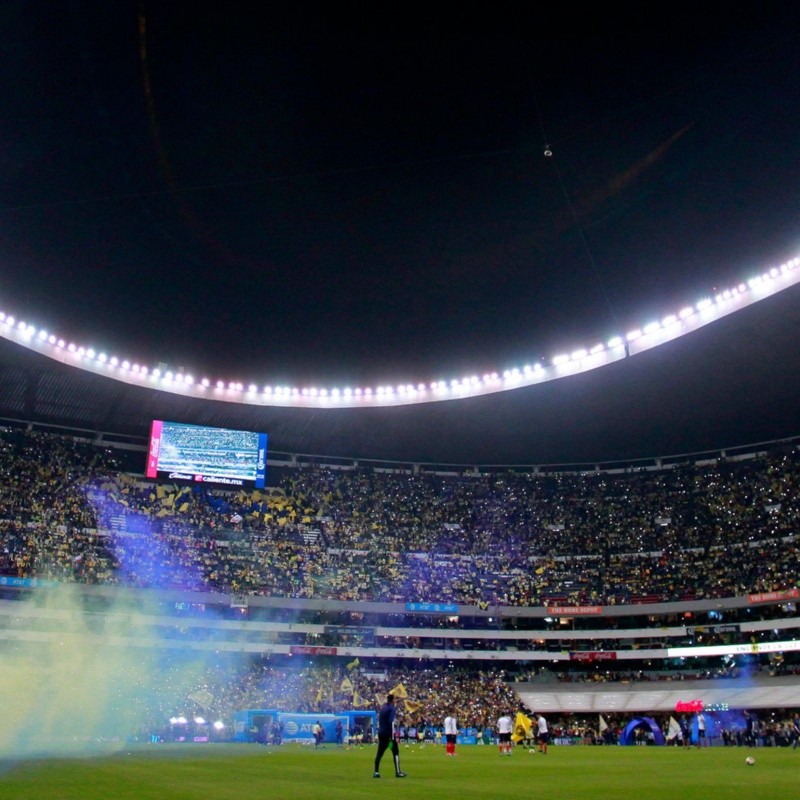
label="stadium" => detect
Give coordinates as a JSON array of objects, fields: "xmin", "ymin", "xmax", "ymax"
[{"xmin": 1, "ymin": 5, "xmax": 799, "ymax": 799}]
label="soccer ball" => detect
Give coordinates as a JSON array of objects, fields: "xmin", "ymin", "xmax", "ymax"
[
  {"xmin": 529, "ymin": 748, "xmax": 536, "ymax": 754},
  {"xmin": 745, "ymin": 757, "xmax": 755, "ymax": 766}
]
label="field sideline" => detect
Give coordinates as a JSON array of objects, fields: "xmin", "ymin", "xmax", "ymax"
[{"xmin": 0, "ymin": 742, "xmax": 796, "ymax": 800}]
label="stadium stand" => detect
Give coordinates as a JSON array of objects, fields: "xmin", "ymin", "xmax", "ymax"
[{"xmin": 0, "ymin": 422, "xmax": 798, "ymax": 745}]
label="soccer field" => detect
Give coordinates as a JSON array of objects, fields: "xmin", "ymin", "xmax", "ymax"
[{"xmin": 0, "ymin": 743, "xmax": 795, "ymax": 800}]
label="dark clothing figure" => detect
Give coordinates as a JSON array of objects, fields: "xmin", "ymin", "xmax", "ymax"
[{"xmin": 374, "ymin": 694, "xmax": 405, "ymax": 778}]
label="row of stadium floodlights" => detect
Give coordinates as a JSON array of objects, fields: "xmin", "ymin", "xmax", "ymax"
[{"xmin": 1, "ymin": 256, "xmax": 799, "ymax": 408}]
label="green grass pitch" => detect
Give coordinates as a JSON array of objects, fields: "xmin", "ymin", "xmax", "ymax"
[{"xmin": 0, "ymin": 742, "xmax": 795, "ymax": 800}]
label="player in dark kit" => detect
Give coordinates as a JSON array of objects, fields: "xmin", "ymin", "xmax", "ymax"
[{"xmin": 373, "ymin": 693, "xmax": 406, "ymax": 778}]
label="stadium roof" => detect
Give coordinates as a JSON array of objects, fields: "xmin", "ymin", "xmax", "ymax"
[
  {"xmin": 3, "ymin": 7, "xmax": 800, "ymax": 466},
  {"xmin": 1, "ymin": 278, "xmax": 800, "ymax": 467}
]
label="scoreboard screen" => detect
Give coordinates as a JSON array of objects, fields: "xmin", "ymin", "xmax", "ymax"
[{"xmin": 146, "ymin": 420, "xmax": 267, "ymax": 488}]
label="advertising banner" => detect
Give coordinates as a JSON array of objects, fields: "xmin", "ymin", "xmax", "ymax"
[{"xmin": 547, "ymin": 605, "xmax": 603, "ymax": 615}]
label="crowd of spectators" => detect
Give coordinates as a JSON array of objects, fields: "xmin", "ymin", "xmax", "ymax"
[
  {"xmin": 126, "ymin": 656, "xmax": 525, "ymax": 740},
  {"xmin": 144, "ymin": 657, "xmax": 799, "ymax": 750},
  {"xmin": 0, "ymin": 428, "xmax": 799, "ymax": 607},
  {"xmin": 164, "ymin": 660, "xmax": 525, "ymax": 732},
  {"xmin": 4, "ymin": 429, "xmax": 799, "ymax": 748}
]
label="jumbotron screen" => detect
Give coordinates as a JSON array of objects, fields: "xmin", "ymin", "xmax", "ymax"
[{"xmin": 146, "ymin": 420, "xmax": 267, "ymax": 488}]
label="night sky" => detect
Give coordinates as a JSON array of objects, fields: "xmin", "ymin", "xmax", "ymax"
[{"xmin": 2, "ymin": 3, "xmax": 799, "ymax": 390}]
